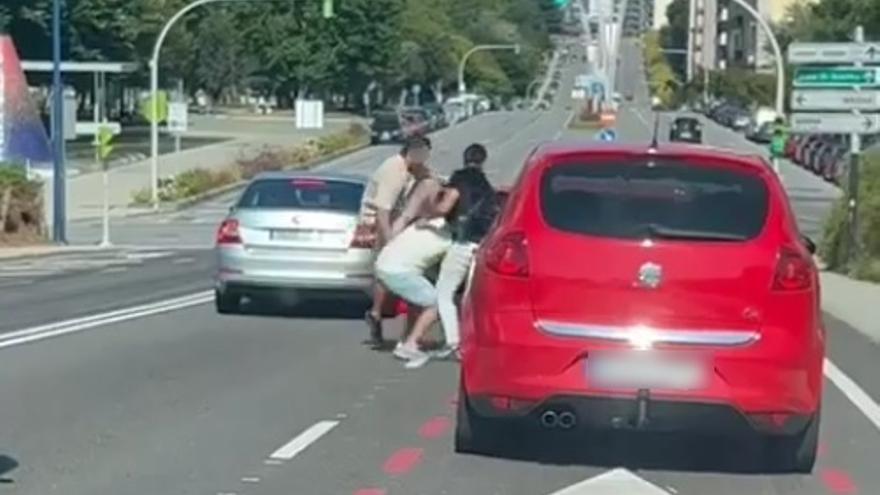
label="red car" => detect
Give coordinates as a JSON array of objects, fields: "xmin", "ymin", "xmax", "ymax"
[{"xmin": 456, "ymin": 142, "xmax": 824, "ymax": 473}]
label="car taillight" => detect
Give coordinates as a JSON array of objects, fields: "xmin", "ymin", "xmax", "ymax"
[
  {"xmin": 485, "ymin": 232, "xmax": 529, "ymax": 277},
  {"xmin": 350, "ymin": 223, "xmax": 376, "ymax": 249},
  {"xmin": 772, "ymin": 247, "xmax": 812, "ymax": 291},
  {"xmin": 216, "ymin": 219, "xmax": 242, "ymax": 245}
]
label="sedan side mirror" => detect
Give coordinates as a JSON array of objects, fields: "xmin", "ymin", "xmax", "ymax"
[{"xmin": 801, "ymin": 235, "xmax": 817, "ymax": 255}]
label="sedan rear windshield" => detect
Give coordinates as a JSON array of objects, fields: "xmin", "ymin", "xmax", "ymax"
[
  {"xmin": 540, "ymin": 160, "xmax": 769, "ymax": 242},
  {"xmin": 238, "ymin": 178, "xmax": 364, "ymax": 212}
]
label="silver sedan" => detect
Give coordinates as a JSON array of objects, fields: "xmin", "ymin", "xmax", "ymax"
[{"xmin": 213, "ymin": 171, "xmax": 376, "ymax": 313}]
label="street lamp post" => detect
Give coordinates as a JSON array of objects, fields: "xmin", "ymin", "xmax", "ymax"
[
  {"xmin": 727, "ymin": 0, "xmax": 785, "ymax": 117},
  {"xmin": 457, "ymin": 44, "xmax": 521, "ymax": 95},
  {"xmin": 51, "ymin": 0, "xmax": 66, "ymax": 243},
  {"xmin": 149, "ymin": 0, "xmax": 249, "ymax": 209}
]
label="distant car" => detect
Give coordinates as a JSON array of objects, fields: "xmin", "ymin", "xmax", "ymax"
[
  {"xmin": 214, "ymin": 172, "xmax": 376, "ymax": 313},
  {"xmin": 369, "ymin": 111, "xmax": 406, "ymax": 144},
  {"xmin": 668, "ymin": 116, "xmax": 702, "ymax": 143},
  {"xmin": 456, "ymin": 141, "xmax": 823, "ymax": 474},
  {"xmin": 747, "ymin": 121, "xmax": 774, "ymax": 144}
]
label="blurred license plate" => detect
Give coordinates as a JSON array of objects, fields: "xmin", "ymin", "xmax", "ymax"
[
  {"xmin": 680, "ymin": 131, "xmax": 692, "ymax": 138},
  {"xmin": 271, "ymin": 229, "xmax": 322, "ymax": 242},
  {"xmin": 588, "ymin": 353, "xmax": 706, "ymax": 390}
]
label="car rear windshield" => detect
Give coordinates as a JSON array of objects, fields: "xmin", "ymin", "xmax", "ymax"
[
  {"xmin": 540, "ymin": 160, "xmax": 769, "ymax": 242},
  {"xmin": 372, "ymin": 113, "xmax": 399, "ymax": 126},
  {"xmin": 238, "ymin": 178, "xmax": 364, "ymax": 212}
]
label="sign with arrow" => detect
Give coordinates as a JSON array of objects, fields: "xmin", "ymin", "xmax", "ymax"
[
  {"xmin": 597, "ymin": 128, "xmax": 616, "ymax": 142},
  {"xmin": 546, "ymin": 468, "xmax": 668, "ymax": 495},
  {"xmin": 790, "ymin": 112, "xmax": 880, "ymax": 134},
  {"xmin": 788, "ymin": 41, "xmax": 880, "ymax": 65},
  {"xmin": 791, "ymin": 89, "xmax": 880, "ymax": 111},
  {"xmin": 793, "ymin": 67, "xmax": 880, "ymax": 88}
]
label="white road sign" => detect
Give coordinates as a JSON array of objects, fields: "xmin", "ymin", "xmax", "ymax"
[
  {"xmin": 788, "ymin": 42, "xmax": 880, "ymax": 65},
  {"xmin": 790, "ymin": 112, "xmax": 880, "ymax": 134},
  {"xmin": 167, "ymin": 102, "xmax": 188, "ymax": 133},
  {"xmin": 791, "ymin": 89, "xmax": 880, "ymax": 111}
]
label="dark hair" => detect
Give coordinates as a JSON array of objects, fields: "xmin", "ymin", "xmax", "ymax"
[
  {"xmin": 400, "ymin": 135, "xmax": 431, "ymax": 155},
  {"xmin": 463, "ymin": 143, "xmax": 487, "ymax": 166}
]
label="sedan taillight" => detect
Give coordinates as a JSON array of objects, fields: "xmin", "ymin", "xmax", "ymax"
[{"xmin": 216, "ymin": 219, "xmax": 242, "ymax": 245}]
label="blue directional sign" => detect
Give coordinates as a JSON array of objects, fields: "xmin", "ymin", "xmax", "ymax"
[{"xmin": 597, "ymin": 128, "xmax": 617, "ymax": 142}]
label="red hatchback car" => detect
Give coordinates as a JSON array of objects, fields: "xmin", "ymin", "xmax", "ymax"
[{"xmin": 456, "ymin": 142, "xmax": 824, "ymax": 473}]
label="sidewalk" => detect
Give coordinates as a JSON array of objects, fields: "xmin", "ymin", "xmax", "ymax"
[{"xmin": 51, "ymin": 121, "xmax": 351, "ymax": 222}]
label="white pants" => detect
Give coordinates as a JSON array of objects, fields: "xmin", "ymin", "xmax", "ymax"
[{"xmin": 436, "ymin": 242, "xmax": 478, "ymax": 347}]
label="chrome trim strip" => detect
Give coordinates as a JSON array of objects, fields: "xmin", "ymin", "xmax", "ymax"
[{"xmin": 536, "ymin": 320, "xmax": 760, "ymax": 347}]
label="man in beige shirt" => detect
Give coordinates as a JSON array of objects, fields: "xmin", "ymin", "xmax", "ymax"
[{"xmin": 362, "ymin": 135, "xmax": 432, "ymax": 346}]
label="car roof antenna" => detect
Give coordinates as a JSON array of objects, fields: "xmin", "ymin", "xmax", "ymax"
[{"xmin": 648, "ymin": 111, "xmax": 661, "ymax": 151}]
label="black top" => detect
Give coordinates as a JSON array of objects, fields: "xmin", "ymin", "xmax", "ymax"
[{"xmin": 445, "ymin": 167, "xmax": 497, "ymax": 243}]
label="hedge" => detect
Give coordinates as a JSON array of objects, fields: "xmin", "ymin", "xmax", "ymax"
[
  {"xmin": 820, "ymin": 151, "xmax": 880, "ymax": 282},
  {"xmin": 0, "ymin": 164, "xmax": 45, "ymax": 244}
]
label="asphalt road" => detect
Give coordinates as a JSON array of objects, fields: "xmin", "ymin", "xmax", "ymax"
[{"xmin": 2, "ymin": 38, "xmax": 879, "ymax": 495}]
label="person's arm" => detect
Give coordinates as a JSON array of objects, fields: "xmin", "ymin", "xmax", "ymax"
[
  {"xmin": 391, "ymin": 178, "xmax": 440, "ymax": 235},
  {"xmin": 429, "ymin": 187, "xmax": 460, "ymax": 217},
  {"xmin": 375, "ymin": 209, "xmax": 393, "ymax": 246}
]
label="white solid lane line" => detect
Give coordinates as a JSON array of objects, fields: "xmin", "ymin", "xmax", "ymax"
[
  {"xmin": 824, "ymin": 358, "xmax": 880, "ymax": 431},
  {"xmin": 268, "ymin": 420, "xmax": 340, "ymax": 461},
  {"xmin": 0, "ymin": 290, "xmax": 213, "ymax": 350}
]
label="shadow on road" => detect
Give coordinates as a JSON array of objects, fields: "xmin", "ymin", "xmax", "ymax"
[
  {"xmin": 236, "ymin": 296, "xmax": 369, "ymax": 320},
  {"xmin": 0, "ymin": 455, "xmax": 18, "ymax": 483},
  {"xmin": 481, "ymin": 429, "xmax": 780, "ymax": 475}
]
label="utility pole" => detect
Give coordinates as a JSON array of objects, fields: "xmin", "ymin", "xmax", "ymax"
[
  {"xmin": 51, "ymin": 0, "xmax": 66, "ymax": 243},
  {"xmin": 848, "ymin": 25, "xmax": 865, "ymax": 264}
]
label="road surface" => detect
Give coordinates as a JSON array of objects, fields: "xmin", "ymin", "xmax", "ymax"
[{"xmin": 1, "ymin": 40, "xmax": 878, "ymax": 495}]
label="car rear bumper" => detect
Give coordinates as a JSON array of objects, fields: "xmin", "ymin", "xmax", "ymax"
[
  {"xmin": 466, "ymin": 393, "xmax": 814, "ymax": 436},
  {"xmin": 215, "ymin": 246, "xmax": 374, "ymax": 293},
  {"xmin": 461, "ymin": 313, "xmax": 823, "ymax": 427}
]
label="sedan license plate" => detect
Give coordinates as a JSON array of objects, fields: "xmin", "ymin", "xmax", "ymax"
[
  {"xmin": 381, "ymin": 131, "xmax": 390, "ymax": 140},
  {"xmin": 271, "ymin": 229, "xmax": 322, "ymax": 242},
  {"xmin": 588, "ymin": 353, "xmax": 706, "ymax": 390}
]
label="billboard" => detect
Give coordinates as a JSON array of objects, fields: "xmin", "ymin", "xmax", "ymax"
[{"xmin": 0, "ymin": 35, "xmax": 52, "ymax": 166}]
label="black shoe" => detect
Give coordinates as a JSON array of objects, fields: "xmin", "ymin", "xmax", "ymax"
[{"xmin": 364, "ymin": 311, "xmax": 384, "ymax": 347}]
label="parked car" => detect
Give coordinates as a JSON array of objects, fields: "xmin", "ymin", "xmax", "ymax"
[
  {"xmin": 214, "ymin": 172, "xmax": 377, "ymax": 314},
  {"xmin": 400, "ymin": 106, "xmax": 434, "ymax": 131},
  {"xmin": 456, "ymin": 141, "xmax": 823, "ymax": 474},
  {"xmin": 746, "ymin": 121, "xmax": 774, "ymax": 144},
  {"xmin": 422, "ymin": 103, "xmax": 448, "ymax": 129}
]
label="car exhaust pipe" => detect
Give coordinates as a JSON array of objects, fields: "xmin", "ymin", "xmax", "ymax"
[
  {"xmin": 540, "ymin": 410, "xmax": 559, "ymax": 428},
  {"xmin": 558, "ymin": 411, "xmax": 577, "ymax": 429}
]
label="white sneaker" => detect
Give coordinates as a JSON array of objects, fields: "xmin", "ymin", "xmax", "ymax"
[
  {"xmin": 431, "ymin": 345, "xmax": 460, "ymax": 360},
  {"xmin": 393, "ymin": 342, "xmax": 420, "ymax": 361},
  {"xmin": 404, "ymin": 350, "xmax": 431, "ymax": 369}
]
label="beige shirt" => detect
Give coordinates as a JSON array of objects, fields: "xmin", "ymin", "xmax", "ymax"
[{"xmin": 359, "ymin": 154, "xmax": 411, "ymax": 225}]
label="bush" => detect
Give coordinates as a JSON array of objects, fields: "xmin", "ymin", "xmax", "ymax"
[
  {"xmin": 0, "ymin": 163, "xmax": 45, "ymax": 243},
  {"xmin": 820, "ymin": 152, "xmax": 880, "ymax": 281},
  {"xmin": 130, "ymin": 125, "xmax": 369, "ymax": 205}
]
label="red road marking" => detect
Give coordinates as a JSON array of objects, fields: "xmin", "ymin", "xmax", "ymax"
[
  {"xmin": 353, "ymin": 489, "xmax": 387, "ymax": 495},
  {"xmin": 382, "ymin": 447, "xmax": 424, "ymax": 477},
  {"xmin": 419, "ymin": 416, "xmax": 451, "ymax": 440},
  {"xmin": 820, "ymin": 468, "xmax": 858, "ymax": 494}
]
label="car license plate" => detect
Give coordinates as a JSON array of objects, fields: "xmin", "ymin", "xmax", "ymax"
[
  {"xmin": 588, "ymin": 352, "xmax": 707, "ymax": 390},
  {"xmin": 381, "ymin": 131, "xmax": 390, "ymax": 140},
  {"xmin": 271, "ymin": 229, "xmax": 322, "ymax": 242},
  {"xmin": 680, "ymin": 131, "xmax": 692, "ymax": 138}
]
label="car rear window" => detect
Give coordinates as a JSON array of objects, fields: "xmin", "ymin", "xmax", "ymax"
[
  {"xmin": 238, "ymin": 178, "xmax": 364, "ymax": 212},
  {"xmin": 540, "ymin": 160, "xmax": 769, "ymax": 242}
]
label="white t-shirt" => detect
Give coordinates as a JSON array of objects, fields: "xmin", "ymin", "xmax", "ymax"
[{"xmin": 375, "ymin": 218, "xmax": 451, "ymax": 273}]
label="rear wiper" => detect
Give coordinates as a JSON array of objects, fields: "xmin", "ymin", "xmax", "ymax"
[{"xmin": 637, "ymin": 223, "xmax": 748, "ymax": 242}]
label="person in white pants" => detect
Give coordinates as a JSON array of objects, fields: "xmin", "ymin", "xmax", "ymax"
[{"xmin": 428, "ymin": 144, "xmax": 498, "ymax": 359}]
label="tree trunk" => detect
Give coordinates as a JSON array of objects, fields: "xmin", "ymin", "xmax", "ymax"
[{"xmin": 0, "ymin": 187, "xmax": 10, "ymax": 232}]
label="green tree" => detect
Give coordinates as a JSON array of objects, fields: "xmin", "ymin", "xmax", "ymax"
[{"xmin": 193, "ymin": 10, "xmax": 254, "ymax": 102}]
